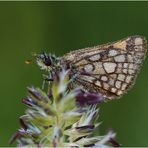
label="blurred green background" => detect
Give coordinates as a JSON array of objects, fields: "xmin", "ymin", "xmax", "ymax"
[{"xmin": 0, "ymin": 1, "xmax": 148, "ymax": 146}]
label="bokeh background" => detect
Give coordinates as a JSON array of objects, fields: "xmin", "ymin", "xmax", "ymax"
[{"xmin": 1, "ymin": 1, "xmax": 148, "ymax": 146}]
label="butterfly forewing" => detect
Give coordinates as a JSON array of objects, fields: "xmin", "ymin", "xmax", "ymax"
[{"xmin": 63, "ymin": 36, "xmax": 147, "ymax": 99}]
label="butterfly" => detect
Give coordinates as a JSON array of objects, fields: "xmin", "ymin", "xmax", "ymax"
[{"xmin": 36, "ymin": 35, "xmax": 147, "ymax": 100}]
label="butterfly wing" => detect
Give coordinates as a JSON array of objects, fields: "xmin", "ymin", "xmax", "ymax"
[{"xmin": 63, "ymin": 36, "xmax": 147, "ymax": 99}]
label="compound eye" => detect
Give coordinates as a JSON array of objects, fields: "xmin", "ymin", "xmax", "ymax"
[{"xmin": 44, "ymin": 57, "xmax": 51, "ymax": 66}]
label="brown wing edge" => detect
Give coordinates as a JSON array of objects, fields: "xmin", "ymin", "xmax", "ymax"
[
  {"xmin": 119, "ymin": 35, "xmax": 147, "ymax": 98},
  {"xmin": 105, "ymin": 35, "xmax": 148, "ymax": 100}
]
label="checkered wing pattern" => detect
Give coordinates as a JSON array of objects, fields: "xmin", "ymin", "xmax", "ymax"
[{"xmin": 63, "ymin": 36, "xmax": 147, "ymax": 99}]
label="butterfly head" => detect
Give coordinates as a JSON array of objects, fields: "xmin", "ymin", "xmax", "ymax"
[{"xmin": 36, "ymin": 52, "xmax": 59, "ymax": 71}]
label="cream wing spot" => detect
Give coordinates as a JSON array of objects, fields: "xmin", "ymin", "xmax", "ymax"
[
  {"xmin": 103, "ymin": 83, "xmax": 110, "ymax": 90},
  {"xmin": 136, "ymin": 52, "xmax": 144, "ymax": 57},
  {"xmin": 123, "ymin": 63, "xmax": 128, "ymax": 68},
  {"xmin": 94, "ymin": 62, "xmax": 106, "ymax": 74},
  {"xmin": 75, "ymin": 59, "xmax": 88, "ymax": 66},
  {"xmin": 118, "ymin": 74, "xmax": 126, "ymax": 81},
  {"xmin": 127, "ymin": 55, "xmax": 134, "ymax": 62},
  {"xmin": 111, "ymin": 88, "xmax": 117, "ymax": 93},
  {"xmin": 109, "ymin": 78, "xmax": 115, "ymax": 86},
  {"xmin": 117, "ymin": 90, "xmax": 123, "ymax": 95},
  {"xmin": 95, "ymin": 80, "xmax": 101, "ymax": 87},
  {"xmin": 123, "ymin": 69, "xmax": 128, "ymax": 74},
  {"xmin": 136, "ymin": 58, "xmax": 142, "ymax": 64},
  {"xmin": 135, "ymin": 37, "xmax": 143, "ymax": 45},
  {"xmin": 110, "ymin": 74, "xmax": 117, "ymax": 79},
  {"xmin": 81, "ymin": 76, "xmax": 95, "ymax": 83},
  {"xmin": 121, "ymin": 83, "xmax": 127, "ymax": 91},
  {"xmin": 103, "ymin": 62, "xmax": 117, "ymax": 73},
  {"xmin": 84, "ymin": 64, "xmax": 93, "ymax": 73},
  {"xmin": 126, "ymin": 75, "xmax": 133, "ymax": 83},
  {"xmin": 129, "ymin": 63, "xmax": 134, "ymax": 69},
  {"xmin": 116, "ymin": 68, "xmax": 122, "ymax": 73},
  {"xmin": 135, "ymin": 46, "xmax": 143, "ymax": 51},
  {"xmin": 101, "ymin": 76, "xmax": 108, "ymax": 81},
  {"xmin": 118, "ymin": 63, "xmax": 122, "ymax": 68},
  {"xmin": 89, "ymin": 54, "xmax": 100, "ymax": 61},
  {"xmin": 108, "ymin": 49, "xmax": 118, "ymax": 57},
  {"xmin": 114, "ymin": 55, "xmax": 125, "ymax": 62},
  {"xmin": 128, "ymin": 69, "xmax": 135, "ymax": 75},
  {"xmin": 115, "ymin": 81, "xmax": 122, "ymax": 89}
]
